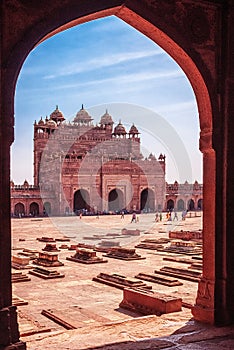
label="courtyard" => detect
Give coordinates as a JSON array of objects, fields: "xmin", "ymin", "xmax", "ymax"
[{"xmin": 11, "ymin": 212, "xmax": 212, "ymax": 349}]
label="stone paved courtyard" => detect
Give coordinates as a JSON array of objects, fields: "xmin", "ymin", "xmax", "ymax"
[{"xmin": 12, "ymin": 212, "xmax": 233, "ymax": 349}]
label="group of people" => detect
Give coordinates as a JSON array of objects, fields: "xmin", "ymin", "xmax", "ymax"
[{"xmin": 155, "ymin": 210, "xmax": 186, "ymax": 222}]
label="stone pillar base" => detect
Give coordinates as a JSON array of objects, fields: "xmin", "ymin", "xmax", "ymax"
[
  {"xmin": 0, "ymin": 342, "xmax": 26, "ymax": 350},
  {"xmin": 192, "ymin": 304, "xmax": 215, "ymax": 324},
  {"xmin": 192, "ymin": 277, "xmax": 215, "ymax": 324},
  {"xmin": 0, "ymin": 306, "xmax": 25, "ymax": 349}
]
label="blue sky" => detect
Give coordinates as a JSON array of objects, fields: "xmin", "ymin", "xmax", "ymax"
[{"xmin": 12, "ymin": 15, "xmax": 202, "ymax": 184}]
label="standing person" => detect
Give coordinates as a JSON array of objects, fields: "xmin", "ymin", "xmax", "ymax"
[
  {"xmin": 173, "ymin": 211, "xmax": 178, "ymax": 221},
  {"xmin": 182, "ymin": 210, "xmax": 186, "ymax": 220},
  {"xmin": 131, "ymin": 212, "xmax": 136, "ymax": 223},
  {"xmin": 167, "ymin": 212, "xmax": 172, "ymax": 221},
  {"xmin": 155, "ymin": 212, "xmax": 159, "ymax": 222},
  {"xmin": 121, "ymin": 210, "xmax": 125, "ymax": 219},
  {"xmin": 159, "ymin": 212, "xmax": 162, "ymax": 221}
]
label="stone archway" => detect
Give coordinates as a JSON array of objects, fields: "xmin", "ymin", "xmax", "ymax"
[
  {"xmin": 2, "ymin": 2, "xmax": 233, "ymax": 347},
  {"xmin": 14, "ymin": 202, "xmax": 25, "ymax": 217},
  {"xmin": 29, "ymin": 202, "xmax": 39, "ymax": 216},
  {"xmin": 188, "ymin": 199, "xmax": 195, "ymax": 211},
  {"xmin": 198, "ymin": 198, "xmax": 203, "ymax": 210},
  {"xmin": 167, "ymin": 199, "xmax": 174, "ymax": 211},
  {"xmin": 177, "ymin": 199, "xmax": 185, "ymax": 211},
  {"xmin": 43, "ymin": 201, "xmax": 51, "ymax": 215},
  {"xmin": 74, "ymin": 189, "xmax": 90, "ymax": 212},
  {"xmin": 140, "ymin": 188, "xmax": 155, "ymax": 212},
  {"xmin": 108, "ymin": 189, "xmax": 124, "ymax": 212}
]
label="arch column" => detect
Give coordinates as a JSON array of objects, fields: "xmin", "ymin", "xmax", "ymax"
[
  {"xmin": 192, "ymin": 130, "xmax": 215, "ymax": 323},
  {"xmin": 0, "ymin": 73, "xmax": 26, "ymax": 347}
]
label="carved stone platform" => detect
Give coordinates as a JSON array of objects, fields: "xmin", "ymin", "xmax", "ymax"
[
  {"xmin": 66, "ymin": 248, "xmax": 107, "ymax": 264},
  {"xmin": 155, "ymin": 266, "xmax": 201, "ymax": 282},
  {"xmin": 169, "ymin": 230, "xmax": 202, "ymax": 240},
  {"xmin": 93, "ymin": 273, "xmax": 152, "ymax": 290},
  {"xmin": 105, "ymin": 247, "xmax": 145, "ymax": 260},
  {"xmin": 119, "ymin": 288, "xmax": 182, "ymax": 315},
  {"xmin": 42, "ymin": 243, "xmax": 60, "ymax": 252},
  {"xmin": 29, "ymin": 266, "xmax": 65, "ymax": 279},
  {"xmin": 55, "ymin": 237, "xmax": 70, "ymax": 242},
  {"xmin": 12, "ymin": 272, "xmax": 31, "ymax": 283},
  {"xmin": 37, "ymin": 237, "xmax": 55, "ymax": 242},
  {"xmin": 135, "ymin": 272, "xmax": 183, "ymax": 287},
  {"xmin": 161, "ymin": 240, "xmax": 203, "ymax": 255},
  {"xmin": 33, "ymin": 252, "xmax": 64, "ymax": 267},
  {"xmin": 12, "ymin": 255, "xmax": 31, "ymax": 270},
  {"xmin": 95, "ymin": 240, "xmax": 120, "ymax": 253},
  {"xmin": 121, "ymin": 228, "xmax": 140, "ymax": 236}
]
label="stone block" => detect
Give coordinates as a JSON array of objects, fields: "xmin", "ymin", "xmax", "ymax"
[{"xmin": 119, "ymin": 288, "xmax": 182, "ymax": 315}]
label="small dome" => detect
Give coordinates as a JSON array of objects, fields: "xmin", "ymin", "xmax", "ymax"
[
  {"xmin": 38, "ymin": 117, "xmax": 45, "ymax": 126},
  {"xmin": 113, "ymin": 121, "xmax": 127, "ymax": 135},
  {"xmin": 46, "ymin": 118, "xmax": 57, "ymax": 127},
  {"xmin": 100, "ymin": 110, "xmax": 114, "ymax": 125},
  {"xmin": 50, "ymin": 105, "xmax": 65, "ymax": 123},
  {"xmin": 23, "ymin": 179, "xmax": 29, "ymax": 187},
  {"xmin": 148, "ymin": 153, "xmax": 156, "ymax": 160},
  {"xmin": 74, "ymin": 105, "xmax": 93, "ymax": 124},
  {"xmin": 129, "ymin": 124, "xmax": 139, "ymax": 134}
]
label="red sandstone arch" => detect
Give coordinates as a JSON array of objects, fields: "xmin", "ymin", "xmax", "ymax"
[
  {"xmin": 29, "ymin": 202, "xmax": 39, "ymax": 216},
  {"xmin": 1, "ymin": 0, "xmax": 218, "ymax": 335},
  {"xmin": 108, "ymin": 188, "xmax": 124, "ymax": 212},
  {"xmin": 177, "ymin": 199, "xmax": 185, "ymax": 211},
  {"xmin": 140, "ymin": 188, "xmax": 155, "ymax": 212},
  {"xmin": 14, "ymin": 202, "xmax": 25, "ymax": 217},
  {"xmin": 74, "ymin": 189, "xmax": 90, "ymax": 213}
]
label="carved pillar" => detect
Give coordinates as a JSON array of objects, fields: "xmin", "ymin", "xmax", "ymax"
[
  {"xmin": 0, "ymin": 73, "xmax": 26, "ymax": 348},
  {"xmin": 192, "ymin": 130, "xmax": 215, "ymax": 324}
]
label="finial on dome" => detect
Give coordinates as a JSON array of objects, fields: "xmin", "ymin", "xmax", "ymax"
[
  {"xmin": 82, "ymin": 104, "xmax": 84, "ymax": 109},
  {"xmin": 56, "ymin": 105, "xmax": 58, "ymax": 110}
]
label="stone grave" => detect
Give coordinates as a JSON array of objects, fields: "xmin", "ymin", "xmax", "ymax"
[
  {"xmin": 105, "ymin": 247, "xmax": 145, "ymax": 260},
  {"xmin": 66, "ymin": 248, "xmax": 108, "ymax": 264},
  {"xmin": 119, "ymin": 288, "xmax": 182, "ymax": 315},
  {"xmin": 33, "ymin": 251, "xmax": 64, "ymax": 267},
  {"xmin": 93, "ymin": 273, "xmax": 152, "ymax": 290}
]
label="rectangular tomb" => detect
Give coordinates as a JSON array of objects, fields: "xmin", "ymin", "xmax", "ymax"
[
  {"xmin": 119, "ymin": 288, "xmax": 182, "ymax": 315},
  {"xmin": 37, "ymin": 237, "xmax": 56, "ymax": 242},
  {"xmin": 33, "ymin": 252, "xmax": 64, "ymax": 267},
  {"xmin": 12, "ymin": 255, "xmax": 31, "ymax": 269},
  {"xmin": 121, "ymin": 228, "xmax": 140, "ymax": 236},
  {"xmin": 93, "ymin": 273, "xmax": 152, "ymax": 290},
  {"xmin": 29, "ymin": 267, "xmax": 65, "ymax": 279},
  {"xmin": 66, "ymin": 248, "xmax": 107, "ymax": 264},
  {"xmin": 135, "ymin": 272, "xmax": 183, "ymax": 287},
  {"xmin": 105, "ymin": 247, "xmax": 145, "ymax": 260},
  {"xmin": 169, "ymin": 230, "xmax": 202, "ymax": 240}
]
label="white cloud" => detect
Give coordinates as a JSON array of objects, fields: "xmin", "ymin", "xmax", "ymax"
[{"xmin": 43, "ymin": 50, "xmax": 164, "ymax": 79}]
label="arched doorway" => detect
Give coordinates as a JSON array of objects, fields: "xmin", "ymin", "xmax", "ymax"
[
  {"xmin": 43, "ymin": 202, "xmax": 51, "ymax": 215},
  {"xmin": 188, "ymin": 199, "xmax": 195, "ymax": 211},
  {"xmin": 1, "ymin": 3, "xmax": 223, "ymax": 347},
  {"xmin": 73, "ymin": 189, "xmax": 90, "ymax": 213},
  {"xmin": 167, "ymin": 199, "xmax": 174, "ymax": 211},
  {"xmin": 29, "ymin": 202, "xmax": 39, "ymax": 216},
  {"xmin": 198, "ymin": 198, "xmax": 203, "ymax": 210},
  {"xmin": 108, "ymin": 189, "xmax": 124, "ymax": 212},
  {"xmin": 140, "ymin": 188, "xmax": 155, "ymax": 212},
  {"xmin": 177, "ymin": 199, "xmax": 185, "ymax": 211},
  {"xmin": 14, "ymin": 203, "xmax": 25, "ymax": 217}
]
